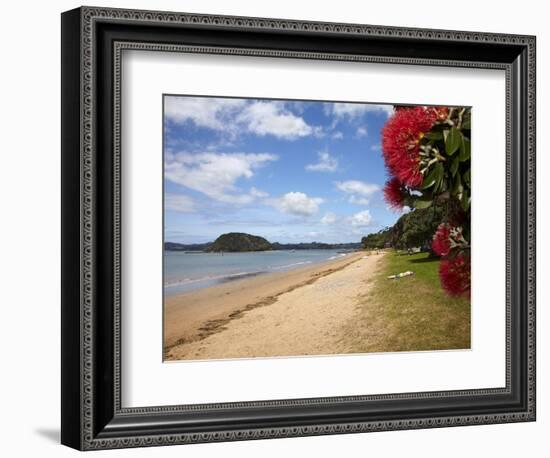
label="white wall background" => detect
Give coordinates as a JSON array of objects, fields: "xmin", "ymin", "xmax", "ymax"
[{"xmin": 0, "ymin": 0, "xmax": 546, "ymax": 456}]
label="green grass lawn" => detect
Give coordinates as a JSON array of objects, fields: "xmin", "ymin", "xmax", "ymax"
[{"xmin": 345, "ymin": 250, "xmax": 471, "ymax": 353}]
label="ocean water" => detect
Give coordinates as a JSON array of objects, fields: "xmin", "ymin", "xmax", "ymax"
[{"xmin": 164, "ymin": 249, "xmax": 351, "ymax": 296}]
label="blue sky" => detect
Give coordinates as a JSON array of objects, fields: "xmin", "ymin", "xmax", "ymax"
[{"xmin": 164, "ymin": 95, "xmax": 406, "ymax": 244}]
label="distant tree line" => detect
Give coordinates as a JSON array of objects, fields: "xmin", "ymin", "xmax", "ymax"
[{"xmin": 271, "ymin": 241, "xmax": 361, "ymax": 250}]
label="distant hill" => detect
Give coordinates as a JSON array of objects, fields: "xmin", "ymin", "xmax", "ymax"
[
  {"xmin": 206, "ymin": 233, "xmax": 273, "ymax": 252},
  {"xmin": 165, "ymin": 236, "xmax": 362, "ymax": 252},
  {"xmin": 164, "ymin": 241, "xmax": 211, "ymax": 251}
]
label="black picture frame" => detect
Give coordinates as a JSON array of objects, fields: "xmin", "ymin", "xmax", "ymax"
[{"xmin": 61, "ymin": 6, "xmax": 536, "ymax": 450}]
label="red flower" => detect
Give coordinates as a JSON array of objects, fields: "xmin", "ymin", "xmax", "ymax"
[
  {"xmin": 382, "ymin": 106, "xmax": 436, "ymax": 188},
  {"xmin": 432, "ymin": 223, "xmax": 467, "ymax": 257},
  {"xmin": 437, "ymin": 107, "xmax": 449, "ymax": 121},
  {"xmin": 439, "ymin": 251, "xmax": 471, "ymax": 298},
  {"xmin": 384, "ymin": 177, "xmax": 405, "ymax": 210},
  {"xmin": 428, "ymin": 106, "xmax": 450, "ymax": 122},
  {"xmin": 432, "ymin": 223, "xmax": 452, "ymax": 256}
]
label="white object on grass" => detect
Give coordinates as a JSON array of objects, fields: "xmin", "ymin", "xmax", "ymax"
[{"xmin": 387, "ymin": 271, "xmax": 414, "ymax": 280}]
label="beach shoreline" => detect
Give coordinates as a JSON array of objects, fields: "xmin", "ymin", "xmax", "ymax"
[{"xmin": 164, "ymin": 250, "xmax": 384, "ymax": 360}]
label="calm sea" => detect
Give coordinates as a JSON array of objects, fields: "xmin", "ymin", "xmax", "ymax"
[{"xmin": 164, "ymin": 249, "xmax": 351, "ymax": 296}]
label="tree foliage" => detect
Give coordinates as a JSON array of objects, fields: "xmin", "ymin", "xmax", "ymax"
[
  {"xmin": 380, "ymin": 106, "xmax": 471, "ymax": 298},
  {"xmin": 361, "ymin": 227, "xmax": 392, "ymax": 249},
  {"xmin": 362, "ymin": 205, "xmax": 446, "ymax": 251},
  {"xmin": 390, "ymin": 205, "xmax": 445, "ymax": 250}
]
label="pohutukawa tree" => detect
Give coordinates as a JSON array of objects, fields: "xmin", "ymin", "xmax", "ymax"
[{"xmin": 381, "ymin": 105, "xmax": 471, "ymax": 298}]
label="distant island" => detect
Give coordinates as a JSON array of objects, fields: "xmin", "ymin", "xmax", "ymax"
[
  {"xmin": 165, "ymin": 232, "xmax": 361, "ymax": 252},
  {"xmin": 207, "ymin": 233, "xmax": 272, "ymax": 252}
]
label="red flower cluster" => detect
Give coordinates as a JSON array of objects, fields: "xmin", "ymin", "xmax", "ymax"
[
  {"xmin": 432, "ymin": 223, "xmax": 470, "ymax": 297},
  {"xmin": 432, "ymin": 223, "xmax": 452, "ymax": 256},
  {"xmin": 439, "ymin": 252, "xmax": 471, "ymax": 298},
  {"xmin": 432, "ymin": 222, "xmax": 467, "ymax": 257},
  {"xmin": 383, "ymin": 177, "xmax": 405, "ymax": 210},
  {"xmin": 381, "ymin": 106, "xmax": 437, "ymax": 188}
]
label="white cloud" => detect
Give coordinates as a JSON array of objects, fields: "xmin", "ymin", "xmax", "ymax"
[
  {"xmin": 165, "ymin": 194, "xmax": 195, "ymax": 213},
  {"xmin": 350, "ymin": 210, "xmax": 373, "ymax": 227},
  {"xmin": 305, "ymin": 151, "xmax": 339, "ymax": 172},
  {"xmin": 250, "ymin": 187, "xmax": 269, "ymax": 198},
  {"xmin": 269, "ymin": 192, "xmax": 324, "ymax": 216},
  {"xmin": 336, "ymin": 180, "xmax": 380, "ymax": 206},
  {"xmin": 164, "ymin": 96, "xmax": 246, "ymax": 132},
  {"xmin": 386, "ymin": 204, "xmax": 412, "ymax": 215},
  {"xmin": 355, "ymin": 127, "xmax": 368, "ymax": 138},
  {"xmin": 165, "ymin": 152, "xmax": 277, "ymax": 204},
  {"xmin": 370, "ymin": 143, "xmax": 381, "ymax": 152},
  {"xmin": 321, "ymin": 212, "xmax": 337, "ymax": 225},
  {"xmin": 331, "ymin": 131, "xmax": 344, "ymax": 140},
  {"xmin": 348, "ymin": 195, "xmax": 371, "ymax": 205},
  {"xmin": 336, "ymin": 180, "xmax": 380, "ymax": 196},
  {"xmin": 237, "ymin": 101, "xmax": 315, "ymax": 139},
  {"xmin": 165, "ymin": 96, "xmax": 320, "ymax": 140},
  {"xmin": 331, "ymin": 103, "xmax": 394, "ymax": 120}
]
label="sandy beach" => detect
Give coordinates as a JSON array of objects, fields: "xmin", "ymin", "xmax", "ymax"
[{"xmin": 164, "ymin": 250, "xmax": 384, "ymax": 361}]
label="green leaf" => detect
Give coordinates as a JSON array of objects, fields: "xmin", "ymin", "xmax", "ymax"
[
  {"xmin": 451, "ymin": 172, "xmax": 463, "ymax": 198},
  {"xmin": 422, "ymin": 170, "xmax": 436, "ymax": 189},
  {"xmin": 462, "ymin": 117, "xmax": 471, "ymax": 130},
  {"xmin": 461, "ymin": 190, "xmax": 470, "ymax": 211},
  {"xmin": 414, "ymin": 197, "xmax": 433, "ymax": 209},
  {"xmin": 422, "ymin": 162, "xmax": 443, "ymax": 190},
  {"xmin": 433, "ymin": 163, "xmax": 445, "ymax": 193},
  {"xmin": 425, "ymin": 131, "xmax": 444, "ymax": 141},
  {"xmin": 463, "ymin": 169, "xmax": 471, "ymax": 188},
  {"xmin": 414, "ymin": 199, "xmax": 432, "ymax": 209},
  {"xmin": 450, "ymin": 154, "xmax": 460, "ymax": 177},
  {"xmin": 459, "ymin": 137, "xmax": 471, "ymax": 162},
  {"xmin": 445, "ymin": 127, "xmax": 462, "ymax": 156}
]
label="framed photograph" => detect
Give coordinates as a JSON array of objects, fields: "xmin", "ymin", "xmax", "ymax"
[{"xmin": 61, "ymin": 6, "xmax": 536, "ymax": 450}]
